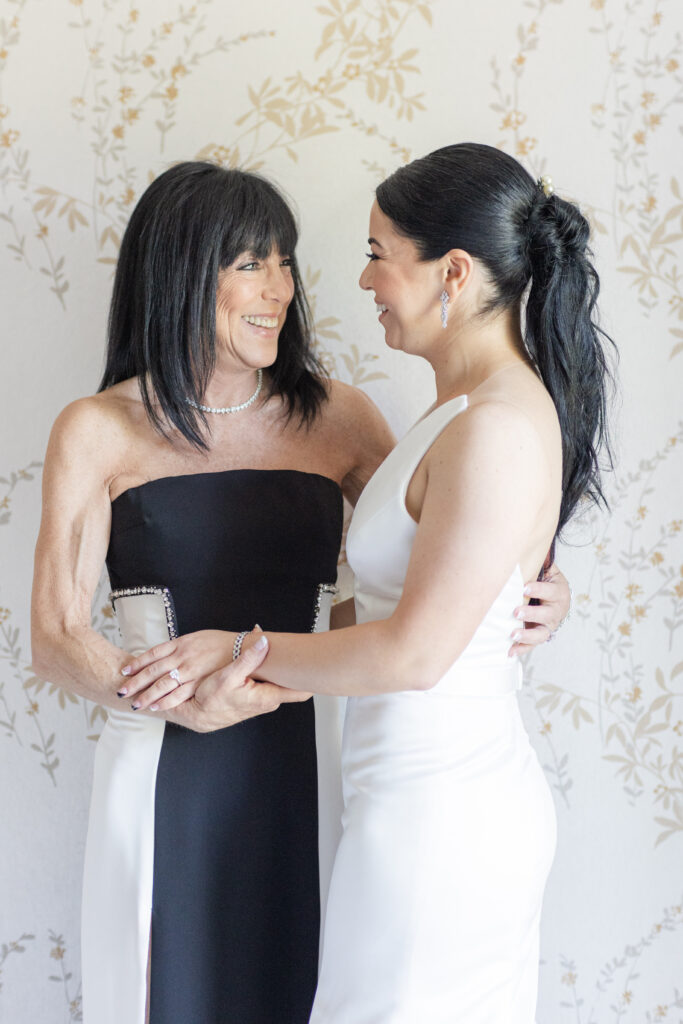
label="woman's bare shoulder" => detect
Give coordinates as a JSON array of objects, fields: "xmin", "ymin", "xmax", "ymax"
[
  {"xmin": 48, "ymin": 380, "xmax": 142, "ymax": 466},
  {"xmin": 323, "ymin": 378, "xmax": 394, "ymax": 441},
  {"xmin": 428, "ymin": 375, "xmax": 561, "ymax": 517},
  {"xmin": 465, "ymin": 365, "xmax": 561, "ymax": 455}
]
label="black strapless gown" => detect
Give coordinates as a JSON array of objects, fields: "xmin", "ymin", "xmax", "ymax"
[{"xmin": 80, "ymin": 470, "xmax": 343, "ymax": 1024}]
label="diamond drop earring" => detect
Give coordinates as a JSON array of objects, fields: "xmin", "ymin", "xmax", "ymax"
[{"xmin": 440, "ymin": 289, "xmax": 449, "ymax": 329}]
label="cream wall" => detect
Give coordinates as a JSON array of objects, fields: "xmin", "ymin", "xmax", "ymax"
[{"xmin": 1, "ymin": 1, "xmax": 682, "ymax": 1021}]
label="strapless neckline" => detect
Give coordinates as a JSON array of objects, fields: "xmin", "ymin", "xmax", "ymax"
[{"xmin": 111, "ymin": 467, "xmax": 343, "ymax": 507}]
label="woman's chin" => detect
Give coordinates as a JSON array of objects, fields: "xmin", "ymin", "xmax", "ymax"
[
  {"xmin": 382, "ymin": 328, "xmax": 399, "ymax": 350},
  {"xmin": 248, "ymin": 340, "xmax": 279, "ymax": 368},
  {"xmin": 383, "ymin": 328, "xmax": 410, "ymax": 353},
  {"xmin": 256, "ymin": 344, "xmax": 278, "ymax": 366}
]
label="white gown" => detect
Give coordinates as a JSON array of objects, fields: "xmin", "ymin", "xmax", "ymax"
[{"xmin": 309, "ymin": 396, "xmax": 557, "ymax": 1024}]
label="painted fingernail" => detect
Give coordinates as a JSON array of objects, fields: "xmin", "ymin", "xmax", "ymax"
[
  {"xmin": 523, "ymin": 585, "xmax": 532, "ymax": 596},
  {"xmin": 254, "ymin": 635, "xmax": 268, "ymax": 650},
  {"xmin": 515, "ymin": 608, "xmax": 524, "ymax": 618},
  {"xmin": 121, "ymin": 666, "xmax": 131, "ymax": 676},
  {"xmin": 149, "ymin": 704, "xmax": 159, "ymax": 712},
  {"xmin": 131, "ymin": 702, "xmax": 140, "ymax": 710},
  {"xmin": 116, "ymin": 688, "xmax": 128, "ymax": 697},
  {"xmin": 511, "ymin": 630, "xmax": 522, "ymax": 641}
]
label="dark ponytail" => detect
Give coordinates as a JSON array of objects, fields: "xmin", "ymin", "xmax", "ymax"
[
  {"xmin": 375, "ymin": 142, "xmax": 615, "ymax": 536},
  {"xmin": 524, "ymin": 192, "xmax": 613, "ymax": 531}
]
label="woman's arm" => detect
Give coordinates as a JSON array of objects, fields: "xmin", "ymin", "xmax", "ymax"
[
  {"xmin": 122, "ymin": 561, "xmax": 569, "ymax": 709},
  {"xmin": 333, "ymin": 384, "xmax": 396, "ymax": 629},
  {"xmin": 329, "ymin": 570, "xmax": 569, "ymax": 640},
  {"xmin": 31, "ymin": 400, "xmax": 134, "ymax": 709},
  {"xmin": 334, "ymin": 380, "xmax": 397, "ymax": 506},
  {"xmin": 31, "ymin": 400, "xmax": 304, "ymax": 727},
  {"xmin": 199, "ymin": 400, "xmax": 555, "ymax": 698}
]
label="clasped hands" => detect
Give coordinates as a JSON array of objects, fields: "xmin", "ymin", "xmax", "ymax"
[
  {"xmin": 115, "ymin": 565, "xmax": 571, "ymax": 733},
  {"xmin": 117, "ymin": 628, "xmax": 306, "ymax": 733}
]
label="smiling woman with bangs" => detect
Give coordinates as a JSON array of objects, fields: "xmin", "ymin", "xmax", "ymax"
[{"xmin": 31, "ymin": 160, "xmax": 570, "ymax": 1024}]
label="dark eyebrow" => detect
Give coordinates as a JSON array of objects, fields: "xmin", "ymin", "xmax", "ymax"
[{"xmin": 367, "ymin": 237, "xmax": 384, "ymax": 248}]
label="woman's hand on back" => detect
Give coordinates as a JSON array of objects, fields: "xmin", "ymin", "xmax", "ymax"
[{"xmin": 509, "ymin": 562, "xmax": 571, "ymax": 656}]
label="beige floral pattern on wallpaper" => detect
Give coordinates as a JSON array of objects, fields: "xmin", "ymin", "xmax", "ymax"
[
  {"xmin": 524, "ymin": 424, "xmax": 683, "ymax": 844},
  {"xmin": 488, "ymin": 1, "xmax": 683, "ymax": 1016},
  {"xmin": 1, "ymin": 0, "xmax": 682, "ymax": 1020},
  {"xmin": 492, "ymin": 0, "xmax": 683, "ymax": 359},
  {"xmin": 553, "ymin": 895, "xmax": 683, "ymax": 1021},
  {"xmin": 1, "ymin": 930, "xmax": 83, "ymax": 1022}
]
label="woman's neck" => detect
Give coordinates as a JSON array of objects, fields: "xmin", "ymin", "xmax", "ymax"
[
  {"xmin": 429, "ymin": 308, "xmax": 528, "ymax": 404},
  {"xmin": 201, "ymin": 360, "xmax": 263, "ymax": 409}
]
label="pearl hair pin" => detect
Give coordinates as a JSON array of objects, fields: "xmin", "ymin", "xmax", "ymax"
[{"xmin": 538, "ymin": 174, "xmax": 554, "ymax": 198}]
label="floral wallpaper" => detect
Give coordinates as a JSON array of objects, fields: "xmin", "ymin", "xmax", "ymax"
[{"xmin": 1, "ymin": 0, "xmax": 681, "ymax": 1020}]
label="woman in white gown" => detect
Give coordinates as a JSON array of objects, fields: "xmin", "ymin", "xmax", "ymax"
[{"xmin": 123, "ymin": 143, "xmax": 613, "ymax": 1022}]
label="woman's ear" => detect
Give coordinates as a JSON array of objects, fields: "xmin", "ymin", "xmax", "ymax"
[{"xmin": 443, "ymin": 249, "xmax": 474, "ymax": 298}]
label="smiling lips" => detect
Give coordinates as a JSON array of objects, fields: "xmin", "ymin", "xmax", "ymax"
[
  {"xmin": 242, "ymin": 315, "xmax": 279, "ymax": 328},
  {"xmin": 244, "ymin": 306, "xmax": 389, "ymax": 327}
]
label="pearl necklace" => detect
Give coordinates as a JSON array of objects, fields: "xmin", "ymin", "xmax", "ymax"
[{"xmin": 185, "ymin": 369, "xmax": 263, "ymax": 414}]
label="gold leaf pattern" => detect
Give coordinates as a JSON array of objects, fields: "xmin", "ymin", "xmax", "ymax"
[
  {"xmin": 0, "ymin": 932, "xmax": 34, "ymax": 993},
  {"xmin": 0, "ymin": 1, "xmax": 681, "ymax": 1019}
]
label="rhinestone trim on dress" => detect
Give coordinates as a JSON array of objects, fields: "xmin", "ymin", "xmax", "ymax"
[
  {"xmin": 310, "ymin": 583, "xmax": 338, "ymax": 633},
  {"xmin": 109, "ymin": 586, "xmax": 179, "ymax": 639}
]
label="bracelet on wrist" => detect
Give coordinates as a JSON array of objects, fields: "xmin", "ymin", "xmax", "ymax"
[{"xmin": 232, "ymin": 630, "xmax": 249, "ymax": 661}]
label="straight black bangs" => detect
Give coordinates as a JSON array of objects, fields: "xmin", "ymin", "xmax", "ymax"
[{"xmin": 218, "ymin": 175, "xmax": 299, "ymax": 267}]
